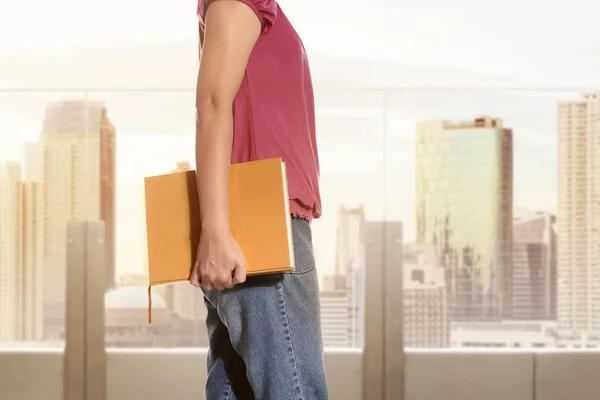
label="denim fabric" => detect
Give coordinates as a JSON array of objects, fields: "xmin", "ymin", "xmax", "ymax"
[{"xmin": 202, "ymin": 218, "xmax": 328, "ymax": 400}]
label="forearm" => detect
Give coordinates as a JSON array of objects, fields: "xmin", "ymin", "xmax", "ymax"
[{"xmin": 195, "ymin": 98, "xmax": 233, "ymax": 232}]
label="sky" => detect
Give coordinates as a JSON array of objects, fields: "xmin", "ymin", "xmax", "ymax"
[
  {"xmin": 0, "ymin": 0, "xmax": 598, "ymax": 278},
  {"xmin": 2, "ymin": 0, "xmax": 600, "ymax": 85}
]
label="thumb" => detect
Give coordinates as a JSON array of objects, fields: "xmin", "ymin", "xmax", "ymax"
[
  {"xmin": 232, "ymin": 258, "xmax": 247, "ymax": 284},
  {"xmin": 189, "ymin": 262, "xmax": 201, "ymax": 287}
]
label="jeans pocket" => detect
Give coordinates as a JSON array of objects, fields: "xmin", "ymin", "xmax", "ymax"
[{"xmin": 286, "ymin": 218, "xmax": 316, "ymax": 275}]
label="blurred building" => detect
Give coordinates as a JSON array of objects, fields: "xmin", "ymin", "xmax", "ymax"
[
  {"xmin": 363, "ymin": 220, "xmax": 403, "ymax": 346},
  {"xmin": 118, "ymin": 272, "xmax": 148, "ymax": 287},
  {"xmin": 320, "ymin": 275, "xmax": 353, "ymax": 347},
  {"xmin": 416, "ymin": 116, "xmax": 513, "ymax": 322},
  {"xmin": 42, "ymin": 100, "xmax": 116, "ymax": 290},
  {"xmin": 104, "ymin": 286, "xmax": 207, "ymax": 348},
  {"xmin": 0, "ymin": 161, "xmax": 44, "ymax": 340},
  {"xmin": 334, "ymin": 205, "xmax": 366, "ymax": 348},
  {"xmin": 557, "ymin": 93, "xmax": 600, "ymax": 340},
  {"xmin": 451, "ymin": 320, "xmax": 557, "ymax": 348},
  {"xmin": 511, "ymin": 209, "xmax": 557, "ymax": 321},
  {"xmin": 403, "ymin": 243, "xmax": 448, "ymax": 348},
  {"xmin": 41, "ymin": 100, "xmax": 116, "ymax": 338},
  {"xmin": 319, "ymin": 206, "xmax": 368, "ymax": 348},
  {"xmin": 173, "ymin": 160, "xmax": 192, "ymax": 172},
  {"xmin": 156, "ymin": 283, "xmax": 207, "ymax": 321}
]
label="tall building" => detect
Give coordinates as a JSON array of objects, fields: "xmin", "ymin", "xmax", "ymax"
[
  {"xmin": 416, "ymin": 116, "xmax": 513, "ymax": 321},
  {"xmin": 363, "ymin": 220, "xmax": 404, "ymax": 356},
  {"xmin": 335, "ymin": 205, "xmax": 366, "ymax": 277},
  {"xmin": 0, "ymin": 161, "xmax": 44, "ymax": 340},
  {"xmin": 335, "ymin": 205, "xmax": 366, "ymax": 348},
  {"xmin": 320, "ymin": 276, "xmax": 353, "ymax": 347},
  {"xmin": 511, "ymin": 209, "xmax": 557, "ymax": 320},
  {"xmin": 557, "ymin": 93, "xmax": 600, "ymax": 339},
  {"xmin": 41, "ymin": 100, "xmax": 116, "ymax": 338},
  {"xmin": 325, "ymin": 218, "xmax": 404, "ymax": 349},
  {"xmin": 403, "ymin": 243, "xmax": 448, "ymax": 348}
]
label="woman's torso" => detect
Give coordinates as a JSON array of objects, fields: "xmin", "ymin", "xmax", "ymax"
[{"xmin": 200, "ymin": 0, "xmax": 322, "ymax": 221}]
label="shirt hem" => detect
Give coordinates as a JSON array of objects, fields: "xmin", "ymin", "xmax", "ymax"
[{"xmin": 290, "ymin": 198, "xmax": 319, "ymax": 223}]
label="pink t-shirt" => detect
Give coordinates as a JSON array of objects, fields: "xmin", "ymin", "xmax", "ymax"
[{"xmin": 199, "ymin": 0, "xmax": 322, "ymax": 221}]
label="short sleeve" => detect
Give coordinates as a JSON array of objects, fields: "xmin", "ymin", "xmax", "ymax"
[
  {"xmin": 244, "ymin": 0, "xmax": 277, "ymax": 34},
  {"xmin": 204, "ymin": 0, "xmax": 277, "ymax": 34}
]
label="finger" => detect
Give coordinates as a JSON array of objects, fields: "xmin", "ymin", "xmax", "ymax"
[
  {"xmin": 214, "ymin": 272, "xmax": 232, "ymax": 290},
  {"xmin": 201, "ymin": 274, "xmax": 213, "ymax": 291},
  {"xmin": 189, "ymin": 266, "xmax": 201, "ymax": 287},
  {"xmin": 232, "ymin": 259, "xmax": 247, "ymax": 284},
  {"xmin": 222, "ymin": 274, "xmax": 234, "ymax": 289},
  {"xmin": 201, "ymin": 272, "xmax": 214, "ymax": 291}
]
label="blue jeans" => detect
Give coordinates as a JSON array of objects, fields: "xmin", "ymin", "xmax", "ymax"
[{"xmin": 202, "ymin": 218, "xmax": 328, "ymax": 400}]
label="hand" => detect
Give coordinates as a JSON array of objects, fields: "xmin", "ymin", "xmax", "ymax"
[{"xmin": 190, "ymin": 226, "xmax": 247, "ymax": 291}]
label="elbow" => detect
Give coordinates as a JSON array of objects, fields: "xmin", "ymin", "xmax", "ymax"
[{"xmin": 196, "ymin": 92, "xmax": 232, "ymax": 121}]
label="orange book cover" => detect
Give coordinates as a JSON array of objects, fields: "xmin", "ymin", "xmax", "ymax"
[{"xmin": 144, "ymin": 158, "xmax": 295, "ymax": 322}]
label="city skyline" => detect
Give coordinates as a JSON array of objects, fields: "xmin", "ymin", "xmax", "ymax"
[
  {"xmin": 0, "ymin": 100, "xmax": 117, "ymax": 342},
  {"xmin": 0, "ymin": 90, "xmax": 597, "ymax": 347},
  {"xmin": 3, "ymin": 4, "xmax": 600, "ymax": 399},
  {"xmin": 0, "ymin": 89, "xmax": 564, "ymax": 282}
]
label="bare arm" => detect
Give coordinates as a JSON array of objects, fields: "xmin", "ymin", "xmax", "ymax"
[{"xmin": 195, "ymin": 0, "xmax": 261, "ymax": 232}]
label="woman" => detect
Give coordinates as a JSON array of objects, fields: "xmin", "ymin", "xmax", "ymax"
[{"xmin": 190, "ymin": 0, "xmax": 328, "ymax": 398}]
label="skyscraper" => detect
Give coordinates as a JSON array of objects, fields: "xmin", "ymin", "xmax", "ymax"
[
  {"xmin": 512, "ymin": 209, "xmax": 557, "ymax": 321},
  {"xmin": 416, "ymin": 116, "xmax": 513, "ymax": 321},
  {"xmin": 403, "ymin": 242, "xmax": 447, "ymax": 348},
  {"xmin": 332, "ymin": 205, "xmax": 366, "ymax": 348},
  {"xmin": 557, "ymin": 93, "xmax": 600, "ymax": 339},
  {"xmin": 0, "ymin": 161, "xmax": 44, "ymax": 341},
  {"xmin": 319, "ymin": 281, "xmax": 354, "ymax": 348},
  {"xmin": 41, "ymin": 100, "xmax": 116, "ymax": 309},
  {"xmin": 335, "ymin": 205, "xmax": 366, "ymax": 277}
]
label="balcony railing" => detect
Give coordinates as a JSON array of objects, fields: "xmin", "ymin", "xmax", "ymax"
[{"xmin": 3, "ymin": 348, "xmax": 600, "ymax": 400}]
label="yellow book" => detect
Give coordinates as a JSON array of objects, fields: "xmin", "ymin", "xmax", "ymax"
[{"xmin": 144, "ymin": 158, "xmax": 295, "ymax": 323}]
